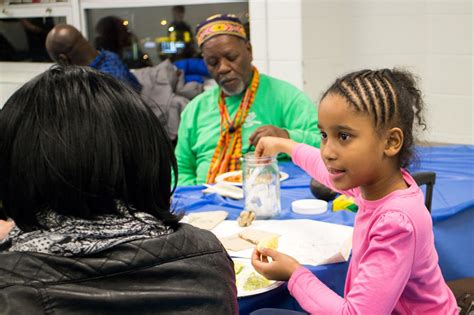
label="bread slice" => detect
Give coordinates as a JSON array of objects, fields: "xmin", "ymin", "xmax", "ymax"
[
  {"xmin": 238, "ymin": 228, "xmax": 279, "ymax": 245},
  {"xmin": 257, "ymin": 234, "xmax": 279, "ymax": 252}
]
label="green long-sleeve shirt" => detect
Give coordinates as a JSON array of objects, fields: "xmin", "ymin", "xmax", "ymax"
[{"xmin": 175, "ymin": 73, "xmax": 320, "ymax": 186}]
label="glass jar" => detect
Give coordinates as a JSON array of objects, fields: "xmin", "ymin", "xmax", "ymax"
[{"xmin": 242, "ymin": 153, "xmax": 281, "ymax": 219}]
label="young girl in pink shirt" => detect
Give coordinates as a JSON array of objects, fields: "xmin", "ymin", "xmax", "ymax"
[{"xmin": 251, "ymin": 69, "xmax": 457, "ymax": 314}]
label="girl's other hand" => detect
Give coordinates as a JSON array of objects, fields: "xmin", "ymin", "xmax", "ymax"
[
  {"xmin": 0, "ymin": 220, "xmax": 15, "ymax": 241},
  {"xmin": 254, "ymin": 137, "xmax": 298, "ymax": 158},
  {"xmin": 251, "ymin": 247, "xmax": 302, "ymax": 281}
]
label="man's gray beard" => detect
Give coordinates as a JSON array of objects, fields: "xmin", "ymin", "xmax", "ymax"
[{"xmin": 220, "ymin": 79, "xmax": 245, "ymax": 96}]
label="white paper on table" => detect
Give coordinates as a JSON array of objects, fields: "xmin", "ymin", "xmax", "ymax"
[{"xmin": 211, "ymin": 219, "xmax": 353, "ymax": 266}]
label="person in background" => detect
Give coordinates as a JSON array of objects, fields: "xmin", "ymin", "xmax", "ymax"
[
  {"xmin": 45, "ymin": 24, "xmax": 142, "ymax": 92},
  {"xmin": 0, "ymin": 65, "xmax": 237, "ymax": 314},
  {"xmin": 169, "ymin": 5, "xmax": 193, "ymax": 44},
  {"xmin": 94, "ymin": 16, "xmax": 130, "ymax": 57},
  {"xmin": 94, "ymin": 16, "xmax": 152, "ymax": 69},
  {"xmin": 21, "ymin": 18, "xmax": 56, "ymax": 61},
  {"xmin": 161, "ymin": 6, "xmax": 196, "ymax": 63},
  {"xmin": 175, "ymin": 14, "xmax": 320, "ymax": 186},
  {"xmin": 251, "ymin": 69, "xmax": 457, "ymax": 314},
  {"xmin": 167, "ymin": 6, "xmax": 208, "ymax": 84}
]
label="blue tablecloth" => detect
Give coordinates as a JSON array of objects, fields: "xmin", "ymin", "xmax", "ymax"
[
  {"xmin": 173, "ymin": 145, "xmax": 474, "ymax": 314},
  {"xmin": 409, "ymin": 146, "xmax": 474, "ymax": 283}
]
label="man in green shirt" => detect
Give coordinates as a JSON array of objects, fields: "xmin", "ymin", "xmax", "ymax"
[{"xmin": 175, "ymin": 14, "xmax": 320, "ymax": 186}]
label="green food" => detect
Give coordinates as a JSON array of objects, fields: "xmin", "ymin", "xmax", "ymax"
[
  {"xmin": 243, "ymin": 272, "xmax": 271, "ymax": 291},
  {"xmin": 234, "ymin": 261, "xmax": 244, "ymax": 275}
]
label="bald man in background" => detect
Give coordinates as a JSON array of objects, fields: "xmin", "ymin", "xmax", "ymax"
[{"xmin": 46, "ymin": 24, "xmax": 141, "ymax": 91}]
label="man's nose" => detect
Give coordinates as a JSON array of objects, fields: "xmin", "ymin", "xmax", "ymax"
[{"xmin": 217, "ymin": 60, "xmax": 232, "ymax": 75}]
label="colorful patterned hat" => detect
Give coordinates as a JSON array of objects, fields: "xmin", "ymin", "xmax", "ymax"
[{"xmin": 196, "ymin": 14, "xmax": 247, "ymax": 47}]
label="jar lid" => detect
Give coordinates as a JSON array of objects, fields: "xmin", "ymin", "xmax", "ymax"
[{"xmin": 291, "ymin": 199, "xmax": 328, "ymax": 215}]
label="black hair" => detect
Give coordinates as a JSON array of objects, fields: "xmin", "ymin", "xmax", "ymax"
[
  {"xmin": 94, "ymin": 16, "xmax": 129, "ymax": 55},
  {"xmin": 173, "ymin": 6, "xmax": 185, "ymax": 14},
  {"xmin": 322, "ymin": 68, "xmax": 426, "ymax": 168},
  {"xmin": 0, "ymin": 65, "xmax": 182, "ymax": 231}
]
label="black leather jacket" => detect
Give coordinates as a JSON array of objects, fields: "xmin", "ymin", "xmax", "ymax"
[{"xmin": 0, "ymin": 223, "xmax": 238, "ymax": 315}]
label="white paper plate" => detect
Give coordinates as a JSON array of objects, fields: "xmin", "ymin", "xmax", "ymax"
[
  {"xmin": 216, "ymin": 171, "xmax": 289, "ymax": 186},
  {"xmin": 233, "ymin": 258, "xmax": 284, "ymax": 297}
]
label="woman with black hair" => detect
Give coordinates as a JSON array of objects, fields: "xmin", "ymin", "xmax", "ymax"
[
  {"xmin": 94, "ymin": 16, "xmax": 152, "ymax": 69},
  {"xmin": 0, "ymin": 65, "xmax": 237, "ymax": 314}
]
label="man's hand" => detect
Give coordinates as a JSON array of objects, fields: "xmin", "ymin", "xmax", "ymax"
[
  {"xmin": 248, "ymin": 125, "xmax": 289, "ymax": 147},
  {"xmin": 251, "ymin": 247, "xmax": 302, "ymax": 281}
]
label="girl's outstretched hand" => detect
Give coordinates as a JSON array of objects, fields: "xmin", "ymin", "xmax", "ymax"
[
  {"xmin": 254, "ymin": 137, "xmax": 298, "ymax": 158},
  {"xmin": 251, "ymin": 247, "xmax": 302, "ymax": 281}
]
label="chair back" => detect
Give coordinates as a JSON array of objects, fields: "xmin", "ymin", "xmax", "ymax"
[{"xmin": 412, "ymin": 171, "xmax": 436, "ymax": 213}]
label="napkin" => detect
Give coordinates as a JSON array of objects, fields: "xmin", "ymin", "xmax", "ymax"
[
  {"xmin": 186, "ymin": 210, "xmax": 228, "ymax": 230},
  {"xmin": 202, "ymin": 182, "xmax": 244, "ymax": 199},
  {"xmin": 220, "ymin": 234, "xmax": 255, "ymax": 251}
]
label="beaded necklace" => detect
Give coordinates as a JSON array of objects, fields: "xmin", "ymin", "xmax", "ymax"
[{"xmin": 206, "ymin": 67, "xmax": 259, "ymax": 183}]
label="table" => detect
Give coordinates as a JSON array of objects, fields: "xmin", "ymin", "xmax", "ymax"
[{"xmin": 173, "ymin": 145, "xmax": 474, "ymax": 314}]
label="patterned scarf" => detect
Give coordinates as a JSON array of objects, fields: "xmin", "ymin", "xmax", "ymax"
[
  {"xmin": 206, "ymin": 67, "xmax": 260, "ymax": 184},
  {"xmin": 4, "ymin": 202, "xmax": 173, "ymax": 256}
]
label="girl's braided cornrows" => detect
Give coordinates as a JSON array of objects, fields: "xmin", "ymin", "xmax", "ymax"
[{"xmin": 322, "ymin": 68, "xmax": 426, "ymax": 168}]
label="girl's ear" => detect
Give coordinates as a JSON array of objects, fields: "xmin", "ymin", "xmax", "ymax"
[{"xmin": 384, "ymin": 127, "xmax": 404, "ymax": 157}]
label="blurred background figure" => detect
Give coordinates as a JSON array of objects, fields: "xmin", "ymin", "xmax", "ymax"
[
  {"xmin": 0, "ymin": 17, "xmax": 59, "ymax": 62},
  {"xmin": 162, "ymin": 6, "xmax": 209, "ymax": 84},
  {"xmin": 45, "ymin": 24, "xmax": 142, "ymax": 91},
  {"xmin": 169, "ymin": 5, "xmax": 193, "ymax": 51},
  {"xmin": 159, "ymin": 5, "xmax": 196, "ymax": 62},
  {"xmin": 170, "ymin": 5, "xmax": 192, "ymax": 36},
  {"xmin": 94, "ymin": 15, "xmax": 151, "ymax": 69},
  {"xmin": 20, "ymin": 18, "xmax": 55, "ymax": 61}
]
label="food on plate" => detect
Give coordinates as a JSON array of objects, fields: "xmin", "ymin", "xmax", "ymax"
[
  {"xmin": 239, "ymin": 228, "xmax": 279, "ymax": 245},
  {"xmin": 222, "ymin": 171, "xmax": 285, "ymax": 184},
  {"xmin": 220, "ymin": 228, "xmax": 279, "ymax": 252},
  {"xmin": 233, "ymin": 258, "xmax": 283, "ymax": 296},
  {"xmin": 234, "ymin": 261, "xmax": 244, "ymax": 275},
  {"xmin": 237, "ymin": 210, "xmax": 256, "ymax": 227},
  {"xmin": 225, "ymin": 173, "xmax": 242, "ymax": 183},
  {"xmin": 243, "ymin": 272, "xmax": 271, "ymax": 291},
  {"xmin": 257, "ymin": 234, "xmax": 279, "ymax": 252}
]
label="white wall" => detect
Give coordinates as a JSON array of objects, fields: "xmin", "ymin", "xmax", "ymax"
[
  {"xmin": 249, "ymin": 0, "xmax": 303, "ymax": 89},
  {"xmin": 0, "ymin": 62, "xmax": 52, "ymax": 106},
  {"xmin": 301, "ymin": 0, "xmax": 474, "ymax": 144}
]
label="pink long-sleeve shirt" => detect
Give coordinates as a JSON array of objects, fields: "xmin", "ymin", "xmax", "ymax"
[{"xmin": 289, "ymin": 144, "xmax": 457, "ymax": 314}]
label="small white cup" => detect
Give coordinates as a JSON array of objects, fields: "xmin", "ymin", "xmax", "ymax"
[{"xmin": 292, "ymin": 199, "xmax": 328, "ymax": 215}]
